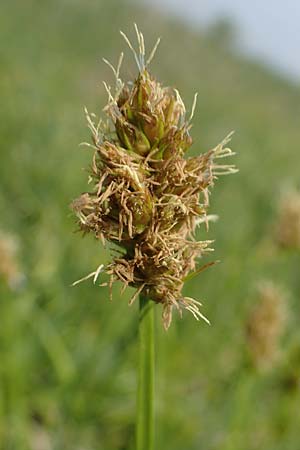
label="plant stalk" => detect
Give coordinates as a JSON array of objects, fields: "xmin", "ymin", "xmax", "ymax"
[{"xmin": 136, "ymin": 294, "xmax": 154, "ymax": 450}]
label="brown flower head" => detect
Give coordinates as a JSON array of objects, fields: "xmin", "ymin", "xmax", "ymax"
[
  {"xmin": 71, "ymin": 25, "xmax": 236, "ymax": 329},
  {"xmin": 246, "ymin": 281, "xmax": 288, "ymax": 371},
  {"xmin": 0, "ymin": 230, "xmax": 24, "ymax": 290},
  {"xmin": 275, "ymin": 186, "xmax": 300, "ymax": 250}
]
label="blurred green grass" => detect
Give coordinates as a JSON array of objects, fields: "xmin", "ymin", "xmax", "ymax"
[{"xmin": 1, "ymin": 0, "xmax": 300, "ymax": 449}]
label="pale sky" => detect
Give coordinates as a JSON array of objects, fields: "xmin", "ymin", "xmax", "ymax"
[{"xmin": 146, "ymin": 0, "xmax": 300, "ymax": 81}]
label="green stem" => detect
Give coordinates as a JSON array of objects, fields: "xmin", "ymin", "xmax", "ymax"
[{"xmin": 136, "ymin": 294, "xmax": 155, "ymax": 450}]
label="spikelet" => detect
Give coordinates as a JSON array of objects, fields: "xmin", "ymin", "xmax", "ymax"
[
  {"xmin": 275, "ymin": 187, "xmax": 300, "ymax": 250},
  {"xmin": 246, "ymin": 281, "xmax": 288, "ymax": 371},
  {"xmin": 71, "ymin": 25, "xmax": 236, "ymax": 329}
]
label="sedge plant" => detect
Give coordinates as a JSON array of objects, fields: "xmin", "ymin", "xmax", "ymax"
[{"xmin": 71, "ymin": 24, "xmax": 236, "ymax": 450}]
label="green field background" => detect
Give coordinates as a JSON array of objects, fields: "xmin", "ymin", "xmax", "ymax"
[{"xmin": 1, "ymin": 1, "xmax": 300, "ymax": 449}]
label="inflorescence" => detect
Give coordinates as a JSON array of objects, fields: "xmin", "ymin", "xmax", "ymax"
[{"xmin": 71, "ymin": 25, "xmax": 237, "ymax": 329}]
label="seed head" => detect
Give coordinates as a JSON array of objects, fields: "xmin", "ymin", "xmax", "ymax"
[
  {"xmin": 71, "ymin": 25, "xmax": 236, "ymax": 329},
  {"xmin": 275, "ymin": 187, "xmax": 300, "ymax": 250},
  {"xmin": 246, "ymin": 281, "xmax": 288, "ymax": 371},
  {"xmin": 0, "ymin": 230, "xmax": 24, "ymax": 290}
]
